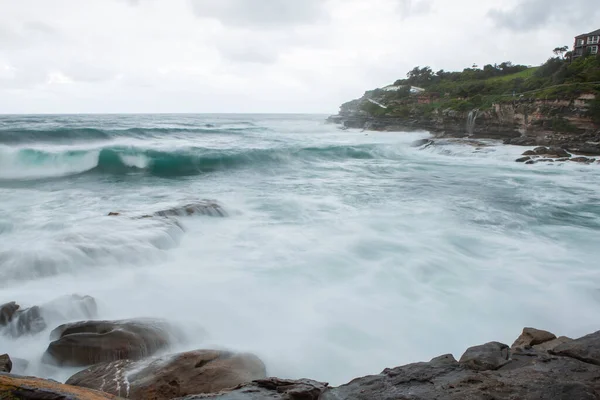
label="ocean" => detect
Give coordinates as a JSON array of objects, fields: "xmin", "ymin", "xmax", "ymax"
[{"xmin": 1, "ymin": 113, "xmax": 600, "ymax": 385}]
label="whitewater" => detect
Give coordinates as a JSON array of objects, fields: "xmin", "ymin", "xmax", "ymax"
[{"xmin": 1, "ymin": 114, "xmax": 600, "ymax": 385}]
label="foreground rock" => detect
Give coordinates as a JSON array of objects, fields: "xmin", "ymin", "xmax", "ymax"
[
  {"xmin": 43, "ymin": 319, "xmax": 173, "ymax": 367},
  {"xmin": 0, "ymin": 354, "xmax": 11, "ymax": 373},
  {"xmin": 176, "ymin": 378, "xmax": 329, "ymax": 400},
  {"xmin": 67, "ymin": 350, "xmax": 266, "ymax": 399},
  {"xmin": 0, "ymin": 295, "xmax": 97, "ymax": 338},
  {"xmin": 516, "ymin": 146, "xmax": 598, "ymax": 164},
  {"xmin": 109, "ymin": 200, "xmax": 227, "ymax": 219},
  {"xmin": 196, "ymin": 328, "xmax": 600, "ymax": 400},
  {"xmin": 0, "ymin": 374, "xmax": 119, "ymax": 399}
]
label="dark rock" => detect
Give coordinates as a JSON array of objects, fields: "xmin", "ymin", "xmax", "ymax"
[
  {"xmin": 567, "ymin": 145, "xmax": 600, "ymax": 156},
  {"xmin": 0, "ymin": 301, "xmax": 19, "ymax": 326},
  {"xmin": 550, "ymin": 330, "xmax": 600, "ymax": 366},
  {"xmin": 516, "ymin": 156, "xmax": 531, "ymax": 162},
  {"xmin": 108, "ymin": 212, "xmax": 120, "ymax": 216},
  {"xmin": 533, "ymin": 146, "xmax": 549, "ymax": 154},
  {"xmin": 525, "ymin": 160, "xmax": 536, "ymax": 164},
  {"xmin": 512, "ymin": 327, "xmax": 556, "ymax": 349},
  {"xmin": 411, "ymin": 139, "xmax": 433, "ymax": 148},
  {"xmin": 0, "ymin": 374, "xmax": 119, "ymax": 399},
  {"xmin": 570, "ymin": 157, "xmax": 594, "ymax": 163},
  {"xmin": 43, "ymin": 319, "xmax": 173, "ymax": 367},
  {"xmin": 545, "ymin": 147, "xmax": 571, "ymax": 158},
  {"xmin": 556, "ymin": 157, "xmax": 571, "ymax": 162},
  {"xmin": 154, "ymin": 200, "xmax": 227, "ymax": 218},
  {"xmin": 459, "ymin": 341, "xmax": 510, "ymax": 371},
  {"xmin": 0, "ymin": 354, "xmax": 11, "ymax": 373},
  {"xmin": 67, "ymin": 350, "xmax": 266, "ymax": 399},
  {"xmin": 522, "ymin": 150, "xmax": 536, "ymax": 156},
  {"xmin": 178, "ymin": 378, "xmax": 329, "ymax": 400}
]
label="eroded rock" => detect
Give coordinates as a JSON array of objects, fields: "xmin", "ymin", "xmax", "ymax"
[
  {"xmin": 67, "ymin": 349, "xmax": 266, "ymax": 399},
  {"xmin": 44, "ymin": 319, "xmax": 173, "ymax": 367}
]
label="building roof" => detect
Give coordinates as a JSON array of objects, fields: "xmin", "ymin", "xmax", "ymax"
[{"xmin": 576, "ymin": 28, "xmax": 600, "ymax": 38}]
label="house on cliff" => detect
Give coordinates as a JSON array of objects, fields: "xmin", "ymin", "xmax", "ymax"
[{"xmin": 573, "ymin": 28, "xmax": 600, "ymax": 58}]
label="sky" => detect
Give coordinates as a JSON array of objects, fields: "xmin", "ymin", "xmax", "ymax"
[{"xmin": 0, "ymin": 0, "xmax": 599, "ymax": 114}]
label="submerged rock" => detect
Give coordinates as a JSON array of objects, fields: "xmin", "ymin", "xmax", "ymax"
[
  {"xmin": 515, "ymin": 156, "xmax": 531, "ymax": 162},
  {"xmin": 0, "ymin": 354, "xmax": 11, "ymax": 373},
  {"xmin": 0, "ymin": 295, "xmax": 97, "ymax": 338},
  {"xmin": 153, "ymin": 201, "xmax": 227, "ymax": 218},
  {"xmin": 109, "ymin": 200, "xmax": 227, "ymax": 219},
  {"xmin": 571, "ymin": 156, "xmax": 596, "ymax": 163},
  {"xmin": 177, "ymin": 378, "xmax": 329, "ymax": 400},
  {"xmin": 0, "ymin": 374, "xmax": 119, "ymax": 399},
  {"xmin": 43, "ymin": 319, "xmax": 173, "ymax": 367},
  {"xmin": 411, "ymin": 139, "xmax": 433, "ymax": 148},
  {"xmin": 67, "ymin": 349, "xmax": 266, "ymax": 399}
]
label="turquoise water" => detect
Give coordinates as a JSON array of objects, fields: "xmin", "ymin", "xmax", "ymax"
[{"xmin": 1, "ymin": 114, "xmax": 600, "ymax": 384}]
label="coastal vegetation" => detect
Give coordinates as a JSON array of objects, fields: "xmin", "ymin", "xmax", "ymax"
[{"xmin": 345, "ymin": 52, "xmax": 600, "ymax": 118}]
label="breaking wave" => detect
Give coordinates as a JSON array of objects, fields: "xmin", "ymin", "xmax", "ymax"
[{"xmin": 0, "ymin": 144, "xmax": 384, "ymax": 180}]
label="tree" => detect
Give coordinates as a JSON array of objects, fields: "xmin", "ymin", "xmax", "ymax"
[{"xmin": 553, "ymin": 46, "xmax": 569, "ymax": 59}]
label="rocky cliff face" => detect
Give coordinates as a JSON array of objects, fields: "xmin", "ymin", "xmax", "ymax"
[{"xmin": 328, "ymin": 95, "xmax": 600, "ymax": 154}]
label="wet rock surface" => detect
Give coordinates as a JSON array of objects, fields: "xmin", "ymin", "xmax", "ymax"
[
  {"xmin": 67, "ymin": 350, "xmax": 266, "ymax": 400},
  {"xmin": 43, "ymin": 319, "xmax": 173, "ymax": 367},
  {"xmin": 0, "ymin": 374, "xmax": 119, "ymax": 399}
]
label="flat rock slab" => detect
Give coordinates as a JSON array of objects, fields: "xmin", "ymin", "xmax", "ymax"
[
  {"xmin": 177, "ymin": 378, "xmax": 329, "ymax": 400},
  {"xmin": 0, "ymin": 374, "xmax": 120, "ymax": 399},
  {"xmin": 44, "ymin": 319, "xmax": 173, "ymax": 367},
  {"xmin": 550, "ymin": 330, "xmax": 600, "ymax": 366},
  {"xmin": 67, "ymin": 350, "xmax": 266, "ymax": 400}
]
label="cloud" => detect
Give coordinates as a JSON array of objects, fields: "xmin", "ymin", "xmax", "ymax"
[
  {"xmin": 488, "ymin": 0, "xmax": 600, "ymax": 32},
  {"xmin": 397, "ymin": 0, "xmax": 434, "ymax": 19},
  {"xmin": 189, "ymin": 0, "xmax": 327, "ymax": 29}
]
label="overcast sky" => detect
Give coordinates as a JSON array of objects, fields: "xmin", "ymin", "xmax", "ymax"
[{"xmin": 0, "ymin": 0, "xmax": 598, "ymax": 114}]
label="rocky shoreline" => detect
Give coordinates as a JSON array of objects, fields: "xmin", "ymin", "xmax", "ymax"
[
  {"xmin": 327, "ymin": 96, "xmax": 600, "ymax": 157},
  {"xmin": 4, "ymin": 321, "xmax": 600, "ymax": 399}
]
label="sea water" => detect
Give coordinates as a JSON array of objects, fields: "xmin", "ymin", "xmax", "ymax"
[{"xmin": 1, "ymin": 114, "xmax": 600, "ymax": 385}]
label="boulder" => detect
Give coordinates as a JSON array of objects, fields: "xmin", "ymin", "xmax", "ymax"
[
  {"xmin": 459, "ymin": 341, "xmax": 510, "ymax": 371},
  {"xmin": 533, "ymin": 146, "xmax": 549, "ymax": 154},
  {"xmin": 512, "ymin": 327, "xmax": 556, "ymax": 349},
  {"xmin": 550, "ymin": 330, "xmax": 600, "ymax": 366},
  {"xmin": 516, "ymin": 156, "xmax": 531, "ymax": 163},
  {"xmin": 67, "ymin": 350, "xmax": 266, "ymax": 400},
  {"xmin": 533, "ymin": 336, "xmax": 573, "ymax": 352},
  {"xmin": 525, "ymin": 160, "xmax": 536, "ymax": 165},
  {"xmin": 0, "ymin": 305, "xmax": 46, "ymax": 337},
  {"xmin": 0, "ymin": 374, "xmax": 119, "ymax": 399},
  {"xmin": 177, "ymin": 378, "xmax": 329, "ymax": 400},
  {"xmin": 43, "ymin": 319, "xmax": 173, "ymax": 367},
  {"xmin": 0, "ymin": 354, "xmax": 11, "ymax": 373},
  {"xmin": 522, "ymin": 150, "xmax": 536, "ymax": 156}
]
